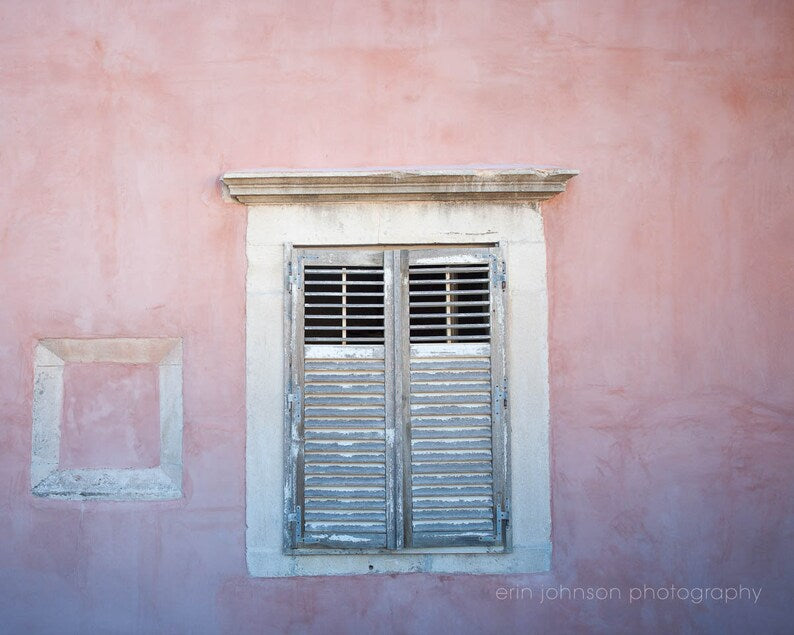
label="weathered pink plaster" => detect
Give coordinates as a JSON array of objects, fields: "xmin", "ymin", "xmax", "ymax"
[
  {"xmin": 60, "ymin": 362, "xmax": 160, "ymax": 469},
  {"xmin": 0, "ymin": 1, "xmax": 791, "ymax": 633}
]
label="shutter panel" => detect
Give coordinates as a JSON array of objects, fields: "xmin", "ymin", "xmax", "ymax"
[
  {"xmin": 287, "ymin": 245, "xmax": 508, "ymax": 552},
  {"xmin": 401, "ymin": 247, "xmax": 508, "ymax": 548},
  {"xmin": 288, "ymin": 249, "xmax": 395, "ymax": 549}
]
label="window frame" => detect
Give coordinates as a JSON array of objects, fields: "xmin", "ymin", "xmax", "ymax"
[
  {"xmin": 284, "ymin": 245, "xmax": 510, "ymax": 555},
  {"xmin": 224, "ymin": 166, "xmax": 576, "ymax": 577}
]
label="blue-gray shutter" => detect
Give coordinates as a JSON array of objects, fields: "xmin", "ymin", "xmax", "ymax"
[
  {"xmin": 287, "ymin": 249, "xmax": 396, "ymax": 550},
  {"xmin": 286, "ymin": 245, "xmax": 509, "ymax": 552},
  {"xmin": 399, "ymin": 247, "xmax": 509, "ymax": 549}
]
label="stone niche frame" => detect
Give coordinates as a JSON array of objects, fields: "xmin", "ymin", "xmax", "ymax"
[
  {"xmin": 31, "ymin": 337, "xmax": 183, "ymax": 501},
  {"xmin": 222, "ymin": 166, "xmax": 577, "ymax": 577}
]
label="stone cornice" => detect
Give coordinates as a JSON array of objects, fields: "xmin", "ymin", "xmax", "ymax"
[{"xmin": 221, "ymin": 166, "xmax": 578, "ymax": 204}]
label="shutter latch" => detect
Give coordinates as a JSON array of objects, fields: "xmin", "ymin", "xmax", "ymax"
[{"xmin": 288, "ymin": 505, "xmax": 319, "ymax": 545}]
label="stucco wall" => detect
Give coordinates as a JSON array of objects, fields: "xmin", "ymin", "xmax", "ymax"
[{"xmin": 1, "ymin": 1, "xmax": 792, "ymax": 633}]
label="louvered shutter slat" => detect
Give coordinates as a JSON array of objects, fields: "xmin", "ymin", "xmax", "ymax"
[
  {"xmin": 300, "ymin": 346, "xmax": 388, "ymax": 547},
  {"xmin": 408, "ymin": 349, "xmax": 497, "ymax": 545}
]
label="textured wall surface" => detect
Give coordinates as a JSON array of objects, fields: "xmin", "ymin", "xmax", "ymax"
[
  {"xmin": 0, "ymin": 1, "xmax": 792, "ymax": 633},
  {"xmin": 60, "ymin": 363, "xmax": 160, "ymax": 470}
]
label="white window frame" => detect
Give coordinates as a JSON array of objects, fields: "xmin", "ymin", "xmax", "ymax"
[{"xmin": 222, "ymin": 167, "xmax": 577, "ymax": 577}]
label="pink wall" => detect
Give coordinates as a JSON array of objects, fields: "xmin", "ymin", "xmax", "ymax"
[{"xmin": 1, "ymin": 1, "xmax": 792, "ymax": 632}]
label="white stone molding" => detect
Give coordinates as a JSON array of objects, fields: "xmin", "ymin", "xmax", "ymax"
[
  {"xmin": 222, "ymin": 166, "xmax": 578, "ymax": 204},
  {"xmin": 31, "ymin": 337, "xmax": 183, "ymax": 501}
]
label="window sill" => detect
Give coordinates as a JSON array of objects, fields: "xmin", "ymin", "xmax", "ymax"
[{"xmin": 250, "ymin": 542, "xmax": 551, "ymax": 577}]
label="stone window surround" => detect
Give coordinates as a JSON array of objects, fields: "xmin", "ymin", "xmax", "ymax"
[
  {"xmin": 223, "ymin": 166, "xmax": 577, "ymax": 577},
  {"xmin": 31, "ymin": 337, "xmax": 183, "ymax": 501}
]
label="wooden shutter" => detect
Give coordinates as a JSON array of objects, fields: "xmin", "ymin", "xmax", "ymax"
[
  {"xmin": 286, "ymin": 249, "xmax": 395, "ymax": 550},
  {"xmin": 398, "ymin": 246, "xmax": 509, "ymax": 548},
  {"xmin": 286, "ymin": 245, "xmax": 508, "ymax": 552}
]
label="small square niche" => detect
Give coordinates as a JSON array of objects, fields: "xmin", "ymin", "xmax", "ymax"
[
  {"xmin": 60, "ymin": 362, "xmax": 161, "ymax": 469},
  {"xmin": 32, "ymin": 338, "xmax": 183, "ymax": 501}
]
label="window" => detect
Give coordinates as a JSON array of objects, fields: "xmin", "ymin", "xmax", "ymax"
[
  {"xmin": 285, "ymin": 246, "xmax": 508, "ymax": 552},
  {"xmin": 222, "ymin": 166, "xmax": 577, "ymax": 576}
]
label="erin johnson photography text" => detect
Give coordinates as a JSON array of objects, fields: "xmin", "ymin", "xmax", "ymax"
[{"xmin": 495, "ymin": 585, "xmax": 762, "ymax": 605}]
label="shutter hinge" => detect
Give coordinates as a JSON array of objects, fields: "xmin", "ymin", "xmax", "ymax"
[
  {"xmin": 497, "ymin": 499, "xmax": 510, "ymax": 525},
  {"xmin": 288, "ymin": 505, "xmax": 319, "ymax": 545},
  {"xmin": 480, "ymin": 498, "xmax": 510, "ymax": 543},
  {"xmin": 287, "ymin": 505, "xmax": 303, "ymax": 542},
  {"xmin": 288, "ymin": 260, "xmax": 303, "ymax": 291},
  {"xmin": 494, "ymin": 383, "xmax": 508, "ymax": 416},
  {"xmin": 287, "ymin": 386, "xmax": 301, "ymax": 414},
  {"xmin": 490, "ymin": 255, "xmax": 507, "ymax": 291},
  {"xmin": 498, "ymin": 259, "xmax": 508, "ymax": 291}
]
